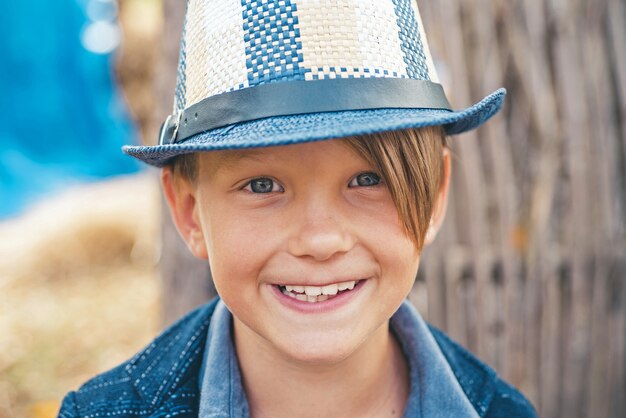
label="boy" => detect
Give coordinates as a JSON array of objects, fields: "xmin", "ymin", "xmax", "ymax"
[{"xmin": 60, "ymin": 0, "xmax": 536, "ymax": 416}]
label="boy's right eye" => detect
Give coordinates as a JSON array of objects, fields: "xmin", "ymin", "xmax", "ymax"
[{"xmin": 244, "ymin": 177, "xmax": 284, "ymax": 193}]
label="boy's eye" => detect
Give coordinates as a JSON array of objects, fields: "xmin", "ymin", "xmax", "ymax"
[
  {"xmin": 349, "ymin": 172, "xmax": 382, "ymax": 187},
  {"xmin": 245, "ymin": 177, "xmax": 284, "ymax": 193}
]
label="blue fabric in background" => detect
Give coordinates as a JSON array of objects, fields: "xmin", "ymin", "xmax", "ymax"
[{"xmin": 0, "ymin": 0, "xmax": 140, "ymax": 219}]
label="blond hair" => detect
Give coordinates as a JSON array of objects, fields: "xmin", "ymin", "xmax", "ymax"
[
  {"xmin": 168, "ymin": 127, "xmax": 446, "ymax": 247},
  {"xmin": 344, "ymin": 127, "xmax": 446, "ymax": 247}
]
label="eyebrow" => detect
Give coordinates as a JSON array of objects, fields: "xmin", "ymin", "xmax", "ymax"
[{"xmin": 208, "ymin": 148, "xmax": 269, "ymax": 174}]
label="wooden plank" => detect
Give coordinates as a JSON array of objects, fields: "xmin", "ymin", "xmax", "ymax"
[
  {"xmin": 605, "ymin": 0, "xmax": 626, "ymax": 249},
  {"xmin": 444, "ymin": 246, "xmax": 470, "ymax": 348},
  {"xmin": 608, "ymin": 260, "xmax": 626, "ymax": 417},
  {"xmin": 158, "ymin": 0, "xmax": 217, "ymax": 326},
  {"xmin": 607, "ymin": 0, "xmax": 626, "ymax": 130},
  {"xmin": 160, "ymin": 194, "xmax": 216, "ymax": 326},
  {"xmin": 605, "ymin": 2, "xmax": 626, "ymax": 411},
  {"xmin": 587, "ymin": 256, "xmax": 611, "ymax": 418},
  {"xmin": 539, "ymin": 257, "xmax": 564, "ymax": 418},
  {"xmin": 469, "ymin": 0, "xmax": 516, "ymax": 373},
  {"xmin": 499, "ymin": 0, "xmax": 560, "ymax": 403},
  {"xmin": 550, "ymin": 0, "xmax": 595, "ymax": 414},
  {"xmin": 435, "ymin": 0, "xmax": 492, "ymax": 363},
  {"xmin": 419, "ymin": 217, "xmax": 455, "ymax": 328},
  {"xmin": 409, "ymin": 268, "xmax": 429, "ymax": 320},
  {"xmin": 581, "ymin": 5, "xmax": 623, "ymax": 415}
]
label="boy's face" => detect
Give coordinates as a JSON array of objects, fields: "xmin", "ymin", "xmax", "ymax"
[{"xmin": 164, "ymin": 139, "xmax": 444, "ymax": 365}]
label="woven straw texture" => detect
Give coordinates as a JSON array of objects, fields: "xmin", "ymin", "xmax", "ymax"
[
  {"xmin": 175, "ymin": 0, "xmax": 436, "ymax": 109},
  {"xmin": 125, "ymin": 0, "xmax": 505, "ymax": 166},
  {"xmin": 126, "ymin": 89, "xmax": 505, "ymax": 166}
]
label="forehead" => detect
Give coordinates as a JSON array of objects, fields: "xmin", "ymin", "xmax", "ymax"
[
  {"xmin": 198, "ymin": 147, "xmax": 277, "ymax": 175},
  {"xmin": 212, "ymin": 148, "xmax": 269, "ymax": 165},
  {"xmin": 198, "ymin": 140, "xmax": 362, "ymax": 175}
]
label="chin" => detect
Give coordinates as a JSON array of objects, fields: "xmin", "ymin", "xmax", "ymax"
[{"xmin": 275, "ymin": 333, "xmax": 361, "ymax": 366}]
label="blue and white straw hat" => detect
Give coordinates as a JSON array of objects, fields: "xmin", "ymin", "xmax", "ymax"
[{"xmin": 124, "ymin": 0, "xmax": 506, "ymax": 167}]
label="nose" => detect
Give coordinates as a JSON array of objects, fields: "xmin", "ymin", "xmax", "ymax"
[{"xmin": 287, "ymin": 214, "xmax": 355, "ymax": 261}]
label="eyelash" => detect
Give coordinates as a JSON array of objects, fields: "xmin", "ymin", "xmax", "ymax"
[
  {"xmin": 349, "ymin": 172, "xmax": 382, "ymax": 188},
  {"xmin": 243, "ymin": 177, "xmax": 284, "ymax": 194},
  {"xmin": 242, "ymin": 172, "xmax": 382, "ymax": 194}
]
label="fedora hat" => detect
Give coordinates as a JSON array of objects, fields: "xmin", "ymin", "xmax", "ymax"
[{"xmin": 124, "ymin": 0, "xmax": 505, "ymax": 167}]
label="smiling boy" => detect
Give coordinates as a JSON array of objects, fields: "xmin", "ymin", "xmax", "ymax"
[
  {"xmin": 164, "ymin": 129, "xmax": 449, "ymax": 417},
  {"xmin": 59, "ymin": 0, "xmax": 536, "ymax": 417}
]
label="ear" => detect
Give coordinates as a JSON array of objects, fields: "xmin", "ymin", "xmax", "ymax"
[
  {"xmin": 423, "ymin": 147, "xmax": 451, "ymax": 246},
  {"xmin": 161, "ymin": 168, "xmax": 209, "ymax": 260}
]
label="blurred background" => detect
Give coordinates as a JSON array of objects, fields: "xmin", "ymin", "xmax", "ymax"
[
  {"xmin": 0, "ymin": 0, "xmax": 624, "ymax": 417},
  {"xmin": 0, "ymin": 1, "xmax": 162, "ymax": 416}
]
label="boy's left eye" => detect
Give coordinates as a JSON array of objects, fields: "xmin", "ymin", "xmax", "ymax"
[
  {"xmin": 349, "ymin": 172, "xmax": 382, "ymax": 187},
  {"xmin": 244, "ymin": 177, "xmax": 284, "ymax": 193}
]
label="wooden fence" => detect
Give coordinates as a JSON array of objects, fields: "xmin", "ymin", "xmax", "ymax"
[
  {"xmin": 412, "ymin": 1, "xmax": 626, "ymax": 416},
  {"xmin": 152, "ymin": 0, "xmax": 626, "ymax": 416}
]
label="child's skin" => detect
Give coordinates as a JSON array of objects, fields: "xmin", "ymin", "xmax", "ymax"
[{"xmin": 162, "ymin": 138, "xmax": 451, "ymax": 418}]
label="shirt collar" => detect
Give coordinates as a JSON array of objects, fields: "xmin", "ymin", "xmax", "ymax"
[
  {"xmin": 198, "ymin": 300, "xmax": 478, "ymax": 417},
  {"xmin": 391, "ymin": 301, "xmax": 479, "ymax": 417},
  {"xmin": 197, "ymin": 301, "xmax": 249, "ymax": 418}
]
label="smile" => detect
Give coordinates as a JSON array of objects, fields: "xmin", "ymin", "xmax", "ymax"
[{"xmin": 277, "ymin": 280, "xmax": 361, "ymax": 303}]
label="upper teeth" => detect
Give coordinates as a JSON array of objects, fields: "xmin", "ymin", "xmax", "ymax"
[{"xmin": 285, "ymin": 280, "xmax": 356, "ymax": 296}]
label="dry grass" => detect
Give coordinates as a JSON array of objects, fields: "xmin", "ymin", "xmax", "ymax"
[
  {"xmin": 0, "ymin": 1, "xmax": 164, "ymax": 416},
  {"xmin": 0, "ymin": 174, "xmax": 162, "ymax": 418}
]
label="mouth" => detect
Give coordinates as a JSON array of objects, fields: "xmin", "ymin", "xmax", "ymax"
[{"xmin": 274, "ymin": 279, "xmax": 364, "ymax": 304}]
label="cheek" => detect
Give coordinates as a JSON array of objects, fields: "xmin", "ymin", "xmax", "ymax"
[
  {"xmin": 361, "ymin": 200, "xmax": 418, "ymax": 258},
  {"xmin": 201, "ymin": 204, "xmax": 280, "ymax": 292},
  {"xmin": 362, "ymin": 203, "xmax": 420, "ymax": 291}
]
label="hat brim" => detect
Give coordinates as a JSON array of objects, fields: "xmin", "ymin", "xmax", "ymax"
[{"xmin": 123, "ymin": 88, "xmax": 505, "ymax": 167}]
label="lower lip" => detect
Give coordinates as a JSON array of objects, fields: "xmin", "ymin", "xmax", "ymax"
[{"xmin": 270, "ymin": 280, "xmax": 367, "ymax": 314}]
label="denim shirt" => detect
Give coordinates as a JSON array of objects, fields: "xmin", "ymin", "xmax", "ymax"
[
  {"xmin": 198, "ymin": 300, "xmax": 478, "ymax": 417},
  {"xmin": 58, "ymin": 297, "xmax": 537, "ymax": 417}
]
